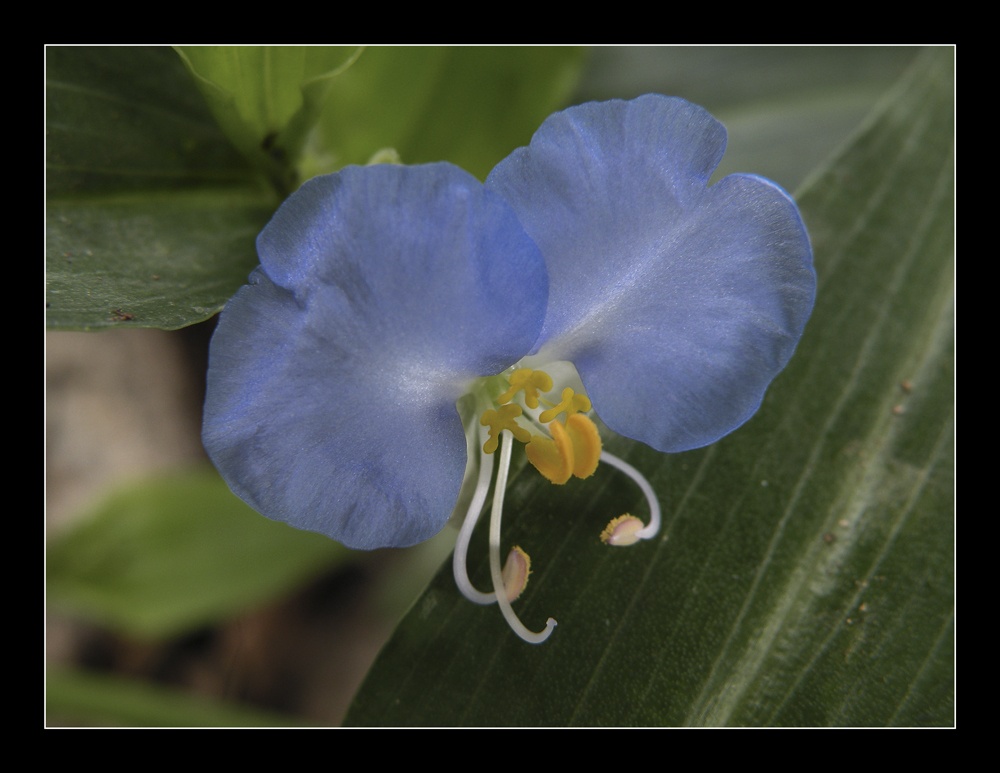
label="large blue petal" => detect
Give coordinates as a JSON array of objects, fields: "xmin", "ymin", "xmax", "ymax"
[
  {"xmin": 487, "ymin": 95, "xmax": 815, "ymax": 453},
  {"xmin": 203, "ymin": 163, "xmax": 547, "ymax": 549}
]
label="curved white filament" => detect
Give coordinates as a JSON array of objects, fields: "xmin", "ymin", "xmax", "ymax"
[
  {"xmin": 452, "ymin": 425, "xmax": 498, "ymax": 605},
  {"xmin": 599, "ymin": 450, "xmax": 661, "ymax": 540},
  {"xmin": 488, "ymin": 430, "xmax": 557, "ymax": 644}
]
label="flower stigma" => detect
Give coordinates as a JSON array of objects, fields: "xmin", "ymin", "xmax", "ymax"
[{"xmin": 451, "ymin": 364, "xmax": 662, "ymax": 644}]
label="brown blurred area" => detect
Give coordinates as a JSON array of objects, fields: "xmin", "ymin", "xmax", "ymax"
[{"xmin": 45, "ymin": 325, "xmax": 404, "ymax": 726}]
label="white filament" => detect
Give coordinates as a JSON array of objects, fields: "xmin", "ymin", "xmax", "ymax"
[
  {"xmin": 599, "ymin": 450, "xmax": 661, "ymax": 540},
  {"xmin": 488, "ymin": 430, "xmax": 556, "ymax": 644},
  {"xmin": 452, "ymin": 425, "xmax": 498, "ymax": 605}
]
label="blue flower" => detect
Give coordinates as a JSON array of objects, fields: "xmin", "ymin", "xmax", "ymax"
[{"xmin": 203, "ymin": 95, "xmax": 815, "ymax": 643}]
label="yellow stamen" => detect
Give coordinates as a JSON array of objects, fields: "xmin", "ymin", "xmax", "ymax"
[
  {"xmin": 496, "ymin": 368, "xmax": 553, "ymax": 409},
  {"xmin": 539, "ymin": 387, "xmax": 592, "ymax": 424},
  {"xmin": 564, "ymin": 413, "xmax": 602, "ymax": 479},
  {"xmin": 480, "ymin": 404, "xmax": 531, "ymax": 453},
  {"xmin": 501, "ymin": 546, "xmax": 532, "ymax": 602},
  {"xmin": 525, "ymin": 419, "xmax": 574, "ymax": 484},
  {"xmin": 600, "ymin": 514, "xmax": 646, "ymax": 546}
]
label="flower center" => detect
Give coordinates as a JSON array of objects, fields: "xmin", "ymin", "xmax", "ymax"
[
  {"xmin": 451, "ymin": 365, "xmax": 663, "ymax": 644},
  {"xmin": 481, "ymin": 368, "xmax": 602, "ymax": 484}
]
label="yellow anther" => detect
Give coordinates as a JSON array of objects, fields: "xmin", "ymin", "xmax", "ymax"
[
  {"xmin": 600, "ymin": 514, "xmax": 646, "ymax": 546},
  {"xmin": 480, "ymin": 404, "xmax": 531, "ymax": 454},
  {"xmin": 526, "ymin": 412, "xmax": 603, "ymax": 484},
  {"xmin": 525, "ymin": 420, "xmax": 574, "ymax": 484},
  {"xmin": 501, "ymin": 546, "xmax": 532, "ymax": 602},
  {"xmin": 564, "ymin": 413, "xmax": 602, "ymax": 479},
  {"xmin": 497, "ymin": 368, "xmax": 553, "ymax": 409},
  {"xmin": 539, "ymin": 387, "xmax": 592, "ymax": 424}
]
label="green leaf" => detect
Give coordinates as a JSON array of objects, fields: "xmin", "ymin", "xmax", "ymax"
[
  {"xmin": 46, "ymin": 46, "xmax": 275, "ymax": 331},
  {"xmin": 47, "ymin": 468, "xmax": 352, "ymax": 638},
  {"xmin": 45, "ymin": 46, "xmax": 582, "ymax": 330},
  {"xmin": 345, "ymin": 48, "xmax": 954, "ymax": 727},
  {"xmin": 312, "ymin": 46, "xmax": 585, "ymax": 180},
  {"xmin": 173, "ymin": 46, "xmax": 362, "ymax": 192},
  {"xmin": 47, "ymin": 668, "xmax": 300, "ymax": 727}
]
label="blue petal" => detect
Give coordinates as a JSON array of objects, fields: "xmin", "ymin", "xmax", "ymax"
[
  {"xmin": 487, "ymin": 95, "xmax": 816, "ymax": 452},
  {"xmin": 203, "ymin": 163, "xmax": 547, "ymax": 549}
]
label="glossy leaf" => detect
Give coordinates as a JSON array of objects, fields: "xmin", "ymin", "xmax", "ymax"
[
  {"xmin": 47, "ymin": 468, "xmax": 352, "ymax": 638},
  {"xmin": 45, "ymin": 46, "xmax": 275, "ymax": 331},
  {"xmin": 344, "ymin": 47, "xmax": 954, "ymax": 727}
]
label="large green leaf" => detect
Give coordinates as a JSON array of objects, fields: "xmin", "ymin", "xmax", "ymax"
[
  {"xmin": 45, "ymin": 46, "xmax": 275, "ymax": 331},
  {"xmin": 47, "ymin": 468, "xmax": 352, "ymax": 638},
  {"xmin": 313, "ymin": 46, "xmax": 585, "ymax": 180},
  {"xmin": 345, "ymin": 48, "xmax": 954, "ymax": 727}
]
